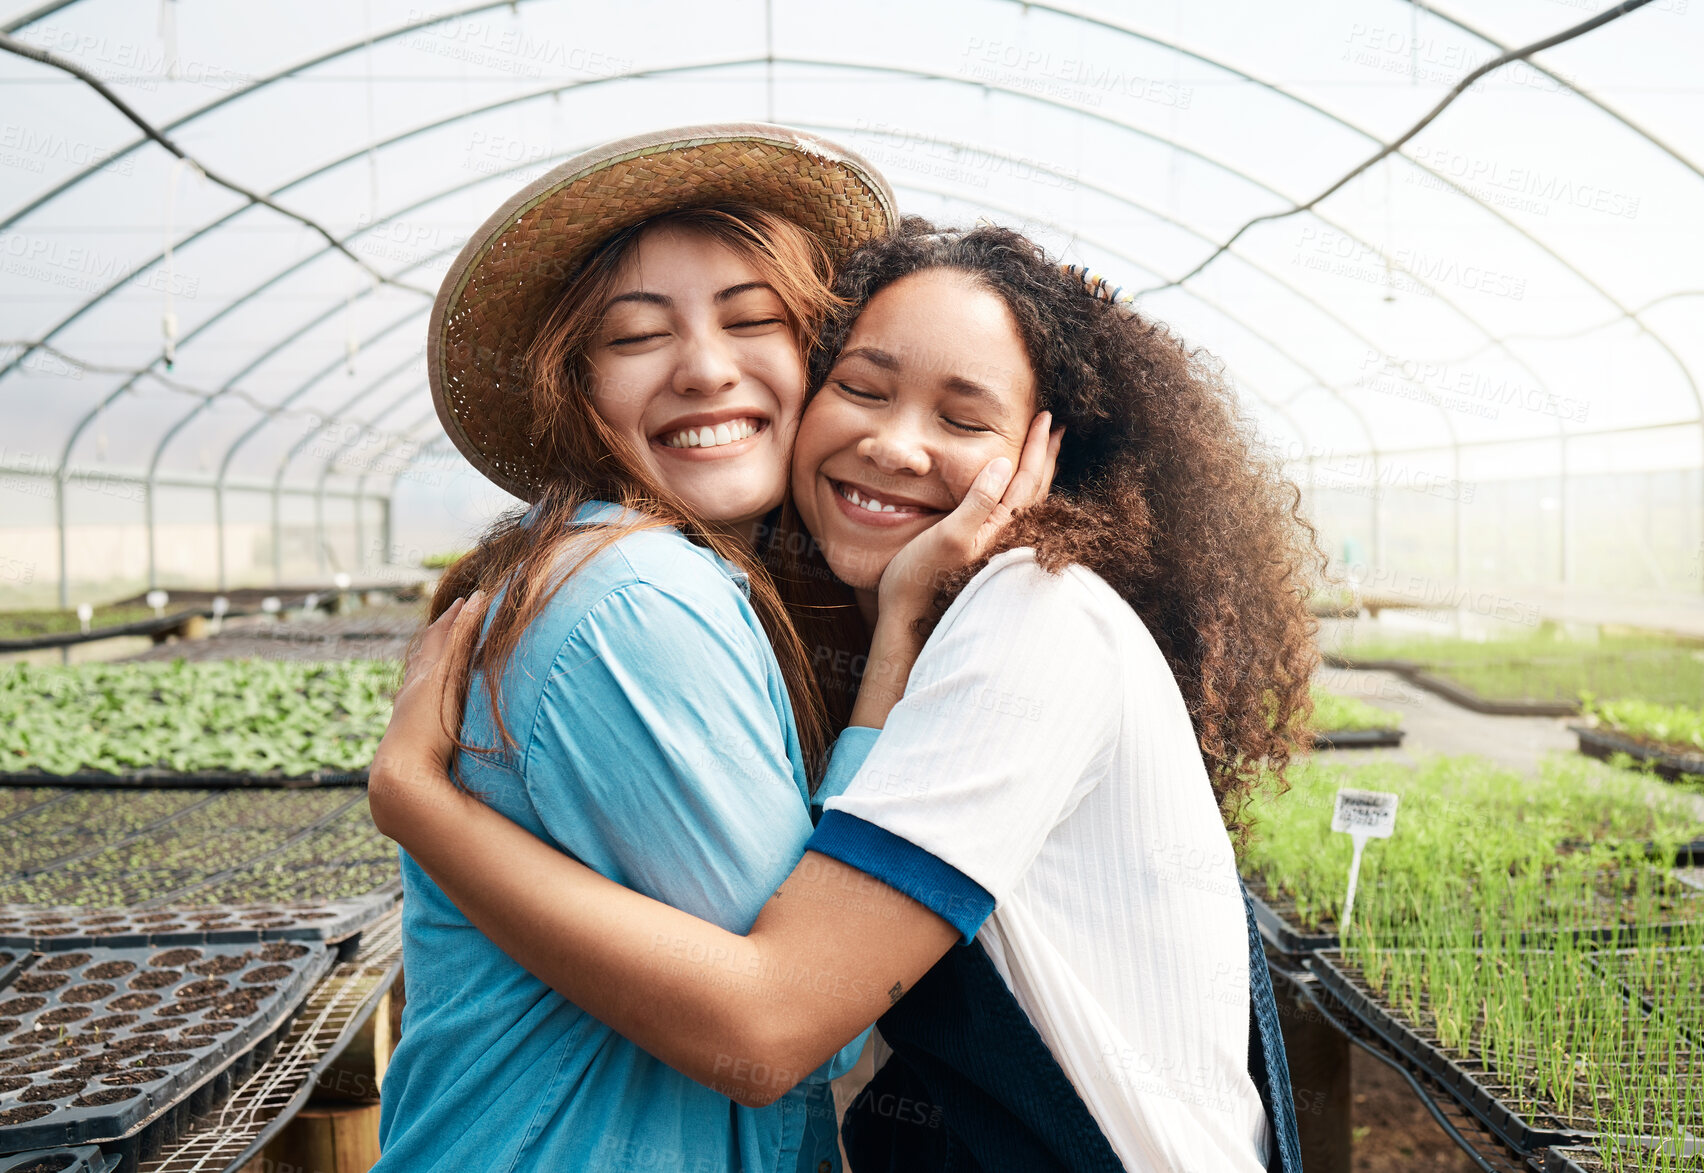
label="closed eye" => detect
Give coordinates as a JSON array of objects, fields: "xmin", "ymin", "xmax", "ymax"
[
  {"xmin": 607, "ymin": 332, "xmax": 666, "ymax": 346},
  {"xmin": 729, "ymin": 317, "xmax": 786, "ymax": 330},
  {"xmin": 944, "ymin": 417, "xmax": 991, "ymax": 433},
  {"xmin": 836, "ymin": 381, "xmax": 882, "ymax": 401}
]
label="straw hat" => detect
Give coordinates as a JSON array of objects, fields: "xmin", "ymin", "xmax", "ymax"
[{"xmin": 428, "ymin": 123, "xmax": 897, "ymax": 502}]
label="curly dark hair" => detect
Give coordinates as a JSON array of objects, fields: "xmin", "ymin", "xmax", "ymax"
[{"xmin": 807, "ymin": 217, "xmax": 1325, "ymax": 838}]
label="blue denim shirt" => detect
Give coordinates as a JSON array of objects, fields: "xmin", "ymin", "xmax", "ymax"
[{"xmin": 376, "ymin": 503, "xmax": 869, "ymax": 1173}]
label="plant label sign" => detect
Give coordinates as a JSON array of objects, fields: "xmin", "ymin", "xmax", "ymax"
[{"xmin": 1332, "ymin": 788, "xmax": 1399, "ymax": 933}]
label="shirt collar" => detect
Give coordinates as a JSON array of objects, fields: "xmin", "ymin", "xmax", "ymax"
[{"xmin": 567, "ymin": 499, "xmax": 752, "ymax": 599}]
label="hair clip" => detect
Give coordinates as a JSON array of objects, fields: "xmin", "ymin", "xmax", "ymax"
[{"xmin": 1061, "ymin": 263, "xmax": 1137, "ymax": 312}]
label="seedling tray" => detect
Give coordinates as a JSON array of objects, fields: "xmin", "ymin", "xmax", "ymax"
[
  {"xmin": 1307, "ymin": 950, "xmax": 1589, "ymax": 1153},
  {"xmin": 1313, "ymin": 728, "xmax": 1405, "ymax": 749},
  {"xmin": 0, "ymin": 790, "xmax": 387, "ymax": 910},
  {"xmin": 1243, "ymin": 870, "xmax": 1704, "ymax": 958},
  {"xmin": 0, "ymin": 888, "xmax": 401, "ymax": 953},
  {"xmin": 0, "ymin": 1146, "xmax": 119, "ymax": 1172},
  {"xmin": 1575, "ymin": 726, "xmax": 1704, "ymax": 783},
  {"xmin": 1243, "ymin": 876, "xmax": 1340, "ymax": 955},
  {"xmin": 1309, "ymin": 951, "xmax": 1704, "ymax": 1157},
  {"xmin": 1534, "ymin": 1145, "xmax": 1704, "ymax": 1172},
  {"xmin": 0, "ymin": 770, "xmax": 366, "ymax": 790},
  {"xmin": 0, "ymin": 941, "xmax": 333, "ymax": 1158}
]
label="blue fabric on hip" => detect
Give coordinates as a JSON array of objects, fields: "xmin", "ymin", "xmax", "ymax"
[{"xmin": 839, "ymin": 882, "xmax": 1303, "ymax": 1172}]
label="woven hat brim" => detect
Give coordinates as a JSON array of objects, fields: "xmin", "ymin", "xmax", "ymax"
[{"xmin": 429, "ymin": 123, "xmax": 897, "ymax": 502}]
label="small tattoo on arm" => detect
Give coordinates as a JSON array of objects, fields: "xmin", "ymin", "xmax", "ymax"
[{"xmin": 887, "ymin": 981, "xmax": 904, "ymax": 1006}]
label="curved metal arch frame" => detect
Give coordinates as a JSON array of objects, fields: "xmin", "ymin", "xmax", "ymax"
[
  {"xmin": 32, "ymin": 53, "xmax": 1525, "ymax": 480},
  {"xmin": 987, "ymin": 0, "xmax": 1704, "ymax": 448},
  {"xmin": 142, "ymin": 73, "xmax": 1589, "ymax": 590},
  {"xmin": 6, "ymin": 14, "xmax": 1693, "ymax": 593},
  {"xmin": 20, "ymin": 46, "xmax": 1680, "ymax": 445},
  {"xmin": 13, "ymin": 4, "xmax": 1698, "ymax": 453},
  {"xmin": 231, "ymin": 348, "xmax": 428, "ymax": 590},
  {"xmin": 13, "ymin": 48, "xmax": 1612, "ymax": 480}
]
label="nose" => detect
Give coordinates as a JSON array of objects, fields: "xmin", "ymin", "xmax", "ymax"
[
  {"xmin": 672, "ymin": 325, "xmax": 741, "ymax": 397},
  {"xmin": 857, "ymin": 413, "xmax": 932, "ymax": 478}
]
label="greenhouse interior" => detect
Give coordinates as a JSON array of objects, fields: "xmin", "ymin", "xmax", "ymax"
[{"xmin": 1, "ymin": 0, "xmax": 1701, "ymax": 1170}]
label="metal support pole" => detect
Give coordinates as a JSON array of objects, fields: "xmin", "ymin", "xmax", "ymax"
[
  {"xmin": 1453, "ymin": 446, "xmax": 1465, "ymax": 588},
  {"xmin": 54, "ymin": 469, "xmax": 68, "ymax": 608},
  {"xmin": 271, "ymin": 481, "xmax": 283, "ymax": 586},
  {"xmin": 144, "ymin": 474, "xmax": 158, "ymax": 591},
  {"xmin": 1370, "ymin": 453, "xmax": 1384, "ymax": 576},
  {"xmin": 213, "ymin": 481, "xmax": 227, "ymax": 593},
  {"xmin": 354, "ymin": 476, "xmax": 366, "ymax": 577},
  {"xmin": 314, "ymin": 482, "xmax": 327, "ymax": 575},
  {"xmin": 1558, "ymin": 433, "xmax": 1570, "ymax": 586}
]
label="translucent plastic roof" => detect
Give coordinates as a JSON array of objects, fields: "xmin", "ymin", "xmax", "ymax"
[{"xmin": 3, "ymin": 0, "xmax": 1701, "ymax": 545}]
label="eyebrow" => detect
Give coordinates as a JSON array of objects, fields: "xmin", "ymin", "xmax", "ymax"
[
  {"xmin": 839, "ymin": 346, "xmax": 1006, "ymax": 407},
  {"xmin": 603, "ymin": 281, "xmax": 779, "ymax": 312}
]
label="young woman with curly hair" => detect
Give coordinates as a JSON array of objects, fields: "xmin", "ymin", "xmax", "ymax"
[{"xmin": 372, "ymin": 217, "xmax": 1322, "ymax": 1172}]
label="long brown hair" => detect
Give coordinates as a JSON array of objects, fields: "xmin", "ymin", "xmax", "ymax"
[
  {"xmin": 807, "ymin": 219, "xmax": 1325, "ymax": 839},
  {"xmin": 433, "ymin": 204, "xmax": 844, "ymax": 782}
]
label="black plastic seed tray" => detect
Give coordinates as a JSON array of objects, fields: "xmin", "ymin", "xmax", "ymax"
[
  {"xmin": 0, "ymin": 888, "xmax": 401, "ymax": 953},
  {"xmin": 0, "ymin": 941, "xmax": 333, "ymax": 1157},
  {"xmin": 0, "ymin": 770, "xmax": 367, "ymax": 790},
  {"xmin": 0, "ymin": 1145, "xmax": 119, "ymax": 1172},
  {"xmin": 1306, "ymin": 951, "xmax": 1589, "ymax": 1154},
  {"xmin": 0, "ymin": 952, "xmax": 23, "ymax": 990},
  {"xmin": 1243, "ymin": 878, "xmax": 1339, "ymax": 955},
  {"xmin": 1313, "ymin": 727, "xmax": 1405, "ymax": 749},
  {"xmin": 1535, "ymin": 1145, "xmax": 1704, "ymax": 1172},
  {"xmin": 1575, "ymin": 726, "xmax": 1704, "ymax": 783}
]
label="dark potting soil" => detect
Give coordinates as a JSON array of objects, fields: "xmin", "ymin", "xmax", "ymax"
[{"xmin": 10, "ymin": 1155, "xmax": 76, "ymax": 1173}]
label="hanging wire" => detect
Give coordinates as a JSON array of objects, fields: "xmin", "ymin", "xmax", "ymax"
[
  {"xmin": 0, "ymin": 339, "xmax": 379, "ymax": 426},
  {"xmin": 0, "ymin": 30, "xmax": 433, "ymax": 300},
  {"xmin": 1135, "ymin": 0, "xmax": 1656, "ymax": 297}
]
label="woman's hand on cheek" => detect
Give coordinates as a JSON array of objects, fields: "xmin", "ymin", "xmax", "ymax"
[
  {"xmin": 876, "ymin": 410, "xmax": 1062, "ymax": 620},
  {"xmin": 369, "ymin": 591, "xmax": 488, "ymax": 840}
]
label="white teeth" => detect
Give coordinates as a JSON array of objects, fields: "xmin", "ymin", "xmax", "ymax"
[
  {"xmin": 840, "ymin": 484, "xmax": 904, "ymax": 514},
  {"xmin": 662, "ymin": 419, "xmax": 760, "ymax": 449}
]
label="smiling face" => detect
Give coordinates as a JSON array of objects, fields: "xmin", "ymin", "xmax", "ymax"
[
  {"xmin": 793, "ymin": 268, "xmax": 1038, "ymax": 591},
  {"xmin": 586, "ymin": 223, "xmax": 805, "ymax": 529}
]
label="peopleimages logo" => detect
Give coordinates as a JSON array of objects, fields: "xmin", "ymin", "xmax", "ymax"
[{"xmin": 1407, "ymin": 145, "xmax": 1641, "ymax": 221}]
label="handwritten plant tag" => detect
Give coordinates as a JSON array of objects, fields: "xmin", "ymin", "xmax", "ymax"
[{"xmin": 1332, "ymin": 788, "xmax": 1399, "ymax": 933}]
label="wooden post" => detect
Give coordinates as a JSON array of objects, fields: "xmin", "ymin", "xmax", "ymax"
[
  {"xmin": 254, "ymin": 1103, "xmax": 382, "ymax": 1173},
  {"xmin": 1276, "ymin": 980, "xmax": 1352, "ymax": 1173},
  {"xmin": 247, "ymin": 975, "xmax": 400, "ymax": 1173},
  {"xmin": 314, "ymin": 990, "xmax": 393, "ymax": 1104}
]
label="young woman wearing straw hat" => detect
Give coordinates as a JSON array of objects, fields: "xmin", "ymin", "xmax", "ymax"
[
  {"xmin": 373, "ymin": 212, "xmax": 1319, "ymax": 1170},
  {"xmin": 368, "ymin": 126, "xmax": 1059, "ymax": 1173}
]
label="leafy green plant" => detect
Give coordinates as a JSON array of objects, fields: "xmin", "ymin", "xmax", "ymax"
[
  {"xmin": 0, "ymin": 660, "xmax": 398, "ymax": 778},
  {"xmin": 1586, "ymin": 696, "xmax": 1704, "ymax": 756},
  {"xmin": 0, "ymin": 604, "xmax": 165, "ymax": 640},
  {"xmin": 1247, "ymin": 753, "xmax": 1704, "ymax": 1150},
  {"xmin": 1311, "ymin": 688, "xmax": 1402, "ymax": 733},
  {"xmin": 419, "ymin": 550, "xmax": 468, "ymax": 570},
  {"xmin": 1332, "ymin": 627, "xmax": 1704, "ymax": 709},
  {"xmin": 1242, "ymin": 754, "xmax": 1704, "ymax": 938}
]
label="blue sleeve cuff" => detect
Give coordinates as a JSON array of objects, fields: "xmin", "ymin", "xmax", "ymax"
[
  {"xmin": 811, "ymin": 726, "xmax": 881, "ymax": 821},
  {"xmin": 806, "ymin": 810, "xmax": 995, "ymax": 944}
]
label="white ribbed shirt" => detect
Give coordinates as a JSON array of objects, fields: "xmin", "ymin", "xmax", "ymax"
[{"xmin": 821, "ymin": 548, "xmax": 1271, "ymax": 1172}]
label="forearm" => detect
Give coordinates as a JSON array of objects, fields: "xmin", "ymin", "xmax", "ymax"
[
  {"xmin": 371, "ymin": 760, "xmax": 900, "ymax": 1105},
  {"xmin": 849, "ymin": 612, "xmax": 925, "ymax": 730}
]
